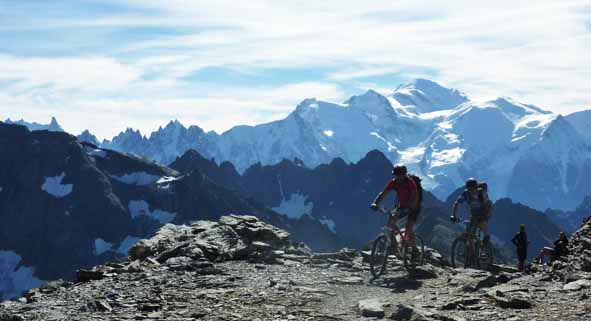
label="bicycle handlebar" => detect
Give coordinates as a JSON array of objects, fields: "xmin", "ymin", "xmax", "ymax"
[
  {"xmin": 453, "ymin": 219, "xmax": 471, "ymax": 225},
  {"xmin": 375, "ymin": 207, "xmax": 390, "ymax": 214},
  {"xmin": 374, "ymin": 206, "xmax": 409, "ymax": 215}
]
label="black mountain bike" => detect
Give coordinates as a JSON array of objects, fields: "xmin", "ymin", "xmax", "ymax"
[
  {"xmin": 370, "ymin": 207, "xmax": 425, "ymax": 278},
  {"xmin": 451, "ymin": 219, "xmax": 494, "ymax": 269}
]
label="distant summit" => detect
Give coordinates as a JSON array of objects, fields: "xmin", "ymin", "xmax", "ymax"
[
  {"xmin": 4, "ymin": 116, "xmax": 64, "ymax": 132},
  {"xmin": 391, "ymin": 78, "xmax": 469, "ymax": 113}
]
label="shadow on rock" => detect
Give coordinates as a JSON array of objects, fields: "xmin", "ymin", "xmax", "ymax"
[{"xmin": 370, "ymin": 275, "xmax": 423, "ymax": 293}]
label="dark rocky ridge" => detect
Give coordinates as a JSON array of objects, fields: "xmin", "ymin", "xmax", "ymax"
[
  {"xmin": 170, "ymin": 149, "xmax": 449, "ymax": 250},
  {"xmin": 2, "ymin": 214, "xmax": 591, "ymax": 321},
  {"xmin": 546, "ymin": 196, "xmax": 591, "ymax": 233},
  {"xmin": 171, "ymin": 149, "xmax": 561, "ymax": 261},
  {"xmin": 0, "ymin": 123, "xmax": 336, "ymax": 300}
]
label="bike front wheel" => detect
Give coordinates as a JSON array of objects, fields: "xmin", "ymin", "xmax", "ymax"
[
  {"xmin": 402, "ymin": 235, "xmax": 425, "ymax": 269},
  {"xmin": 476, "ymin": 241, "xmax": 494, "ymax": 269},
  {"xmin": 370, "ymin": 233, "xmax": 390, "ymax": 278},
  {"xmin": 451, "ymin": 237, "xmax": 473, "ymax": 268}
]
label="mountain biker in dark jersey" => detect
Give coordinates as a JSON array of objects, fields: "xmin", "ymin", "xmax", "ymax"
[
  {"xmin": 370, "ymin": 165, "xmax": 420, "ymax": 246},
  {"xmin": 450, "ymin": 178, "xmax": 493, "ymax": 245}
]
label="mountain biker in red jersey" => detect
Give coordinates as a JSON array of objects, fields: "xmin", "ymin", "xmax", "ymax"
[{"xmin": 370, "ymin": 165, "xmax": 420, "ymax": 246}]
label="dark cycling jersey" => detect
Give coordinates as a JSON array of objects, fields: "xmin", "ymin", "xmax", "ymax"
[{"xmin": 456, "ymin": 188, "xmax": 489, "ymax": 215}]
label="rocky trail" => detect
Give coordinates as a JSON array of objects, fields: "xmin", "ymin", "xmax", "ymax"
[{"xmin": 2, "ymin": 215, "xmax": 591, "ymax": 321}]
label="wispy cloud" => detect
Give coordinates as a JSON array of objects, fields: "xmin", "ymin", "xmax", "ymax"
[{"xmin": 0, "ymin": 0, "xmax": 589, "ymax": 138}]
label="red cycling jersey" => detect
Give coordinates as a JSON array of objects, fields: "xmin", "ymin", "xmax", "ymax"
[{"xmin": 382, "ymin": 177, "xmax": 418, "ymax": 209}]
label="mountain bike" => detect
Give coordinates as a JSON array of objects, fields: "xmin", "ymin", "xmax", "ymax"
[
  {"xmin": 450, "ymin": 218, "xmax": 494, "ymax": 269},
  {"xmin": 370, "ymin": 207, "xmax": 425, "ymax": 278}
]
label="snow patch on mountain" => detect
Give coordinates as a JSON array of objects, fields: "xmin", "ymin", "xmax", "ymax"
[
  {"xmin": 0, "ymin": 250, "xmax": 45, "ymax": 300},
  {"xmin": 94, "ymin": 238, "xmax": 114, "ymax": 256},
  {"xmin": 111, "ymin": 172, "xmax": 161, "ymax": 186},
  {"xmin": 41, "ymin": 173, "xmax": 73, "ymax": 198},
  {"xmin": 156, "ymin": 176, "xmax": 180, "ymax": 184},
  {"xmin": 83, "ymin": 145, "xmax": 107, "ymax": 158},
  {"xmin": 319, "ymin": 217, "xmax": 337, "ymax": 234},
  {"xmin": 272, "ymin": 193, "xmax": 313, "ymax": 219},
  {"xmin": 128, "ymin": 200, "xmax": 176, "ymax": 224}
]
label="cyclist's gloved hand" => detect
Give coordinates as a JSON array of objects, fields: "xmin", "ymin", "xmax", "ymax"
[{"xmin": 369, "ymin": 203, "xmax": 379, "ymax": 211}]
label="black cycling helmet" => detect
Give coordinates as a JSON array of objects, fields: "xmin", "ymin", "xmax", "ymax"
[
  {"xmin": 466, "ymin": 178, "xmax": 478, "ymax": 189},
  {"xmin": 392, "ymin": 165, "xmax": 407, "ymax": 176}
]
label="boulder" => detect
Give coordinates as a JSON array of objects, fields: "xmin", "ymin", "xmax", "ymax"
[
  {"xmin": 76, "ymin": 269, "xmax": 104, "ymax": 283},
  {"xmin": 493, "ymin": 295, "xmax": 533, "ymax": 309},
  {"xmin": 391, "ymin": 304, "xmax": 466, "ymax": 321},
  {"xmin": 358, "ymin": 298, "xmax": 384, "ymax": 318},
  {"xmin": 564, "ymin": 279, "xmax": 591, "ymax": 291},
  {"xmin": 219, "ymin": 215, "xmax": 290, "ymax": 248}
]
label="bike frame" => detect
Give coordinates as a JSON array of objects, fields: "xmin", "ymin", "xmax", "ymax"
[
  {"xmin": 458, "ymin": 219, "xmax": 484, "ymax": 243},
  {"xmin": 377, "ymin": 207, "xmax": 410, "ymax": 246},
  {"xmin": 370, "ymin": 206, "xmax": 425, "ymax": 278}
]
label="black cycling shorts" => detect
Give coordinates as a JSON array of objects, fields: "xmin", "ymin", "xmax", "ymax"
[
  {"xmin": 396, "ymin": 207, "xmax": 420, "ymax": 222},
  {"xmin": 468, "ymin": 213, "xmax": 487, "ymax": 235}
]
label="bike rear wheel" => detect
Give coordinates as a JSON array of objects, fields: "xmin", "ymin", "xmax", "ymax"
[
  {"xmin": 370, "ymin": 233, "xmax": 390, "ymax": 278},
  {"xmin": 402, "ymin": 235, "xmax": 425, "ymax": 269},
  {"xmin": 451, "ymin": 237, "xmax": 473, "ymax": 268}
]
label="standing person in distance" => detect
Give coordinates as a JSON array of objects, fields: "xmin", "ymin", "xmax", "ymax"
[{"xmin": 512, "ymin": 224, "xmax": 530, "ymax": 271}]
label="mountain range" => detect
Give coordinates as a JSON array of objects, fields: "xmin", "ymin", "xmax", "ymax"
[
  {"xmin": 15, "ymin": 79, "xmax": 589, "ymax": 211},
  {"xmin": 0, "ymin": 122, "xmax": 336, "ymax": 300},
  {"xmin": 0, "ymin": 120, "xmax": 572, "ymax": 301}
]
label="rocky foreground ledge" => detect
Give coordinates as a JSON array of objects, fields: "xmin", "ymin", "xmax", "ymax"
[{"xmin": 2, "ymin": 215, "xmax": 591, "ymax": 321}]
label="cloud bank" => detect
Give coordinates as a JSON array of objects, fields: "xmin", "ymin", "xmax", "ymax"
[{"xmin": 0, "ymin": 0, "xmax": 589, "ymax": 139}]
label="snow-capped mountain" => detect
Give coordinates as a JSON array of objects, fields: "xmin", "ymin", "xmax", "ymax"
[
  {"xmin": 77, "ymin": 130, "xmax": 100, "ymax": 145},
  {"xmin": 391, "ymin": 78, "xmax": 469, "ymax": 114},
  {"xmin": 101, "ymin": 121, "xmax": 216, "ymax": 165},
  {"xmin": 14, "ymin": 79, "xmax": 590, "ymax": 210},
  {"xmin": 3, "ymin": 117, "xmax": 64, "ymax": 132}
]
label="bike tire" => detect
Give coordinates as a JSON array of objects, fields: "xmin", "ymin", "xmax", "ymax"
[
  {"xmin": 370, "ymin": 233, "xmax": 389, "ymax": 278},
  {"xmin": 402, "ymin": 235, "xmax": 425, "ymax": 269},
  {"xmin": 476, "ymin": 241, "xmax": 494, "ymax": 269},
  {"xmin": 451, "ymin": 237, "xmax": 469, "ymax": 268}
]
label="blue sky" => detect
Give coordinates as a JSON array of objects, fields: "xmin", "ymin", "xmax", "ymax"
[{"xmin": 0, "ymin": 0, "xmax": 590, "ymax": 139}]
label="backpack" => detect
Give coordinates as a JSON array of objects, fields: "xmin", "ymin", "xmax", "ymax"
[
  {"xmin": 477, "ymin": 182, "xmax": 488, "ymax": 203},
  {"xmin": 408, "ymin": 174, "xmax": 423, "ymax": 206}
]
